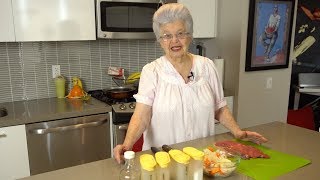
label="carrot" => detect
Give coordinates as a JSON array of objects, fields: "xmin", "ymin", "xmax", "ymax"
[
  {"xmin": 210, "ymin": 167, "xmax": 220, "ymax": 175},
  {"xmin": 216, "ymin": 152, "xmax": 221, "ymax": 158},
  {"xmin": 208, "ymin": 147, "xmax": 215, "ymax": 152},
  {"xmin": 204, "ymin": 157, "xmax": 211, "ymax": 168},
  {"xmin": 219, "ymin": 168, "xmax": 225, "ymax": 175}
]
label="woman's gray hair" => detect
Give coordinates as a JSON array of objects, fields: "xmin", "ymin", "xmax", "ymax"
[{"xmin": 153, "ymin": 3, "xmax": 193, "ymax": 40}]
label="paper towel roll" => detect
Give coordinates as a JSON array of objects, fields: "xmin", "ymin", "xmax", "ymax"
[{"xmin": 214, "ymin": 58, "xmax": 224, "ymax": 87}]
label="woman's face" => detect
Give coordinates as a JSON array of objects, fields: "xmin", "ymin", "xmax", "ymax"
[{"xmin": 159, "ymin": 20, "xmax": 192, "ymax": 60}]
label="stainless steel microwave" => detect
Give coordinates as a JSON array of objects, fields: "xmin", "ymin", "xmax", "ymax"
[{"xmin": 96, "ymin": 0, "xmax": 176, "ymax": 39}]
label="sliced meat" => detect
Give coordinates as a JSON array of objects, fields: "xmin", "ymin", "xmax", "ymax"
[{"xmin": 215, "ymin": 140, "xmax": 270, "ymax": 159}]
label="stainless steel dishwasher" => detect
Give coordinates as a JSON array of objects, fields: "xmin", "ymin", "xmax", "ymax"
[{"xmin": 26, "ymin": 113, "xmax": 110, "ymax": 175}]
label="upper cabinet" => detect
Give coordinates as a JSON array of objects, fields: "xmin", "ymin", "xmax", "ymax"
[
  {"xmin": 178, "ymin": 0, "xmax": 217, "ymax": 38},
  {"xmin": 11, "ymin": 0, "xmax": 96, "ymax": 41},
  {"xmin": 0, "ymin": 0, "xmax": 15, "ymax": 42}
]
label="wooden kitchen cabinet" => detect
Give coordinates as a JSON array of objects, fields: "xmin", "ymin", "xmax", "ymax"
[
  {"xmin": 178, "ymin": 0, "xmax": 217, "ymax": 38},
  {"xmin": 0, "ymin": 0, "xmax": 15, "ymax": 42},
  {"xmin": 12, "ymin": 0, "xmax": 96, "ymax": 41},
  {"xmin": 0, "ymin": 125, "xmax": 30, "ymax": 180}
]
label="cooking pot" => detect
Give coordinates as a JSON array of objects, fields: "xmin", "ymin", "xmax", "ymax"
[{"xmin": 103, "ymin": 86, "xmax": 136, "ymax": 100}]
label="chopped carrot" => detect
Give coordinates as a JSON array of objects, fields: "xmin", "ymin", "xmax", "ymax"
[
  {"xmin": 210, "ymin": 167, "xmax": 220, "ymax": 175},
  {"xmin": 219, "ymin": 168, "xmax": 225, "ymax": 175},
  {"xmin": 216, "ymin": 152, "xmax": 221, "ymax": 158},
  {"xmin": 208, "ymin": 147, "xmax": 215, "ymax": 152},
  {"xmin": 204, "ymin": 157, "xmax": 211, "ymax": 167}
]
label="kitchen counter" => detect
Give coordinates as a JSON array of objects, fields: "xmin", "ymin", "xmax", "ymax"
[
  {"xmin": 21, "ymin": 121, "xmax": 320, "ymax": 180},
  {"xmin": 0, "ymin": 97, "xmax": 111, "ymax": 128}
]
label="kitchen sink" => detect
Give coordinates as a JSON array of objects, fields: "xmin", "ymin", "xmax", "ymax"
[{"xmin": 0, "ymin": 107, "xmax": 8, "ymax": 117}]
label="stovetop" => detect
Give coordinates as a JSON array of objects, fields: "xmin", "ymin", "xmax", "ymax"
[
  {"xmin": 88, "ymin": 90, "xmax": 135, "ymax": 124},
  {"xmin": 88, "ymin": 90, "xmax": 135, "ymax": 106}
]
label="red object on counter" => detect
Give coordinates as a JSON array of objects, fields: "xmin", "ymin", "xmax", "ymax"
[
  {"xmin": 215, "ymin": 140, "xmax": 270, "ymax": 159},
  {"xmin": 132, "ymin": 135, "xmax": 144, "ymax": 152},
  {"xmin": 287, "ymin": 105, "xmax": 315, "ymax": 131}
]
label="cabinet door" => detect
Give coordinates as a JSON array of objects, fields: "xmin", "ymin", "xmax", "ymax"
[
  {"xmin": 0, "ymin": 0, "xmax": 15, "ymax": 42},
  {"xmin": 0, "ymin": 125, "xmax": 30, "ymax": 180},
  {"xmin": 178, "ymin": 0, "xmax": 217, "ymax": 38},
  {"xmin": 12, "ymin": 0, "xmax": 96, "ymax": 41}
]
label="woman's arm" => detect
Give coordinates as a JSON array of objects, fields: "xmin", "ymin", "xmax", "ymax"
[
  {"xmin": 113, "ymin": 102, "xmax": 152, "ymax": 163},
  {"xmin": 215, "ymin": 106, "xmax": 268, "ymax": 144},
  {"xmin": 123, "ymin": 102, "xmax": 152, "ymax": 149}
]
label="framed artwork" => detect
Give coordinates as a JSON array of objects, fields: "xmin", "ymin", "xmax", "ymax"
[{"xmin": 245, "ymin": 0, "xmax": 295, "ymax": 71}]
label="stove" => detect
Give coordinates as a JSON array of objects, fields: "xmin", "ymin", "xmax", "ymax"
[
  {"xmin": 88, "ymin": 90, "xmax": 135, "ymax": 124},
  {"xmin": 88, "ymin": 90, "xmax": 142, "ymax": 152}
]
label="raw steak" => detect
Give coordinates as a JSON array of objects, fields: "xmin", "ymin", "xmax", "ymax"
[{"xmin": 215, "ymin": 140, "xmax": 270, "ymax": 159}]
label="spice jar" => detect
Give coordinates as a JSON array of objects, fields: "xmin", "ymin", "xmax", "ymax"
[
  {"xmin": 140, "ymin": 154, "xmax": 157, "ymax": 180},
  {"xmin": 162, "ymin": 145, "xmax": 190, "ymax": 180},
  {"xmin": 155, "ymin": 151, "xmax": 171, "ymax": 180},
  {"xmin": 183, "ymin": 147, "xmax": 204, "ymax": 180}
]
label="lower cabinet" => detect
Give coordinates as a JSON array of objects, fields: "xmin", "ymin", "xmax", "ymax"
[{"xmin": 0, "ymin": 125, "xmax": 30, "ymax": 180}]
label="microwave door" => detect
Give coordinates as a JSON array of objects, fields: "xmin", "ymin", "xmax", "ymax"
[
  {"xmin": 97, "ymin": 1, "xmax": 157, "ymax": 39},
  {"xmin": 128, "ymin": 4, "xmax": 157, "ymax": 32},
  {"xmin": 102, "ymin": 4, "xmax": 129, "ymax": 32}
]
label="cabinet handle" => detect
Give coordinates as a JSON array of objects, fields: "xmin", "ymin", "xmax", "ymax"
[
  {"xmin": 29, "ymin": 119, "xmax": 108, "ymax": 135},
  {"xmin": 0, "ymin": 131, "xmax": 7, "ymax": 138},
  {"xmin": 118, "ymin": 124, "xmax": 128, "ymax": 130}
]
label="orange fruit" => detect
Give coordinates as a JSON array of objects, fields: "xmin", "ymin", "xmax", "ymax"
[{"xmin": 69, "ymin": 85, "xmax": 84, "ymax": 98}]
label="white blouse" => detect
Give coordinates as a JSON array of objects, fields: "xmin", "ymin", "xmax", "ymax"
[{"xmin": 133, "ymin": 54, "xmax": 226, "ymax": 150}]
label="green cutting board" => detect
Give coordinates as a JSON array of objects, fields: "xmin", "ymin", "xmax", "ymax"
[{"xmin": 235, "ymin": 140, "xmax": 311, "ymax": 180}]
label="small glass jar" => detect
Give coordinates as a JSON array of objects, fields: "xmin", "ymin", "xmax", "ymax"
[
  {"xmin": 168, "ymin": 149, "xmax": 190, "ymax": 180},
  {"xmin": 140, "ymin": 154, "xmax": 157, "ymax": 180},
  {"xmin": 183, "ymin": 147, "xmax": 204, "ymax": 180},
  {"xmin": 155, "ymin": 151, "xmax": 171, "ymax": 180}
]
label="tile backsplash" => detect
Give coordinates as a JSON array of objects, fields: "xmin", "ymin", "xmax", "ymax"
[{"xmin": 0, "ymin": 40, "xmax": 163, "ymax": 103}]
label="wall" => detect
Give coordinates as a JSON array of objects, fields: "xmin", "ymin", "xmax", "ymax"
[
  {"xmin": 202, "ymin": 0, "xmax": 297, "ymax": 128},
  {"xmin": 237, "ymin": 0, "xmax": 297, "ymax": 127},
  {"xmin": 0, "ymin": 40, "xmax": 163, "ymax": 103}
]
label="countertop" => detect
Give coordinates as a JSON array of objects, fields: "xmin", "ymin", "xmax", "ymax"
[
  {"xmin": 21, "ymin": 121, "xmax": 320, "ymax": 180},
  {"xmin": 0, "ymin": 97, "xmax": 112, "ymax": 128}
]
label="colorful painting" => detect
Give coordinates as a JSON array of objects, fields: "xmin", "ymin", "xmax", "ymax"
[{"xmin": 245, "ymin": 0, "xmax": 295, "ymax": 71}]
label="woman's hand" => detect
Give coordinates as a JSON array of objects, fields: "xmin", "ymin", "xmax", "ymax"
[
  {"xmin": 113, "ymin": 144, "xmax": 128, "ymax": 164},
  {"xmin": 234, "ymin": 130, "xmax": 268, "ymax": 145}
]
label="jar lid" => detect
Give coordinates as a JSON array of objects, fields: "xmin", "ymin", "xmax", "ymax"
[
  {"xmin": 140, "ymin": 154, "xmax": 157, "ymax": 171},
  {"xmin": 183, "ymin": 147, "xmax": 204, "ymax": 160},
  {"xmin": 168, "ymin": 149, "xmax": 190, "ymax": 165},
  {"xmin": 55, "ymin": 75, "xmax": 65, "ymax": 79},
  {"xmin": 155, "ymin": 152, "xmax": 171, "ymax": 168},
  {"xmin": 124, "ymin": 151, "xmax": 135, "ymax": 159}
]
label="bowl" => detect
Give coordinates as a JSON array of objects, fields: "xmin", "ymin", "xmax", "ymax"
[{"xmin": 203, "ymin": 147, "xmax": 240, "ymax": 177}]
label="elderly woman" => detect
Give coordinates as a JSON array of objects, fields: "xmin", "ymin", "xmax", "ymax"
[{"xmin": 114, "ymin": 3, "xmax": 267, "ymax": 163}]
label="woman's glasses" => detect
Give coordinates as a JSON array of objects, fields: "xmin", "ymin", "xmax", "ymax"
[{"xmin": 160, "ymin": 32, "xmax": 190, "ymax": 42}]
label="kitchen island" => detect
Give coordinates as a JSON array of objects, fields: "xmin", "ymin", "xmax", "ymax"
[{"xmin": 21, "ymin": 121, "xmax": 320, "ymax": 180}]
